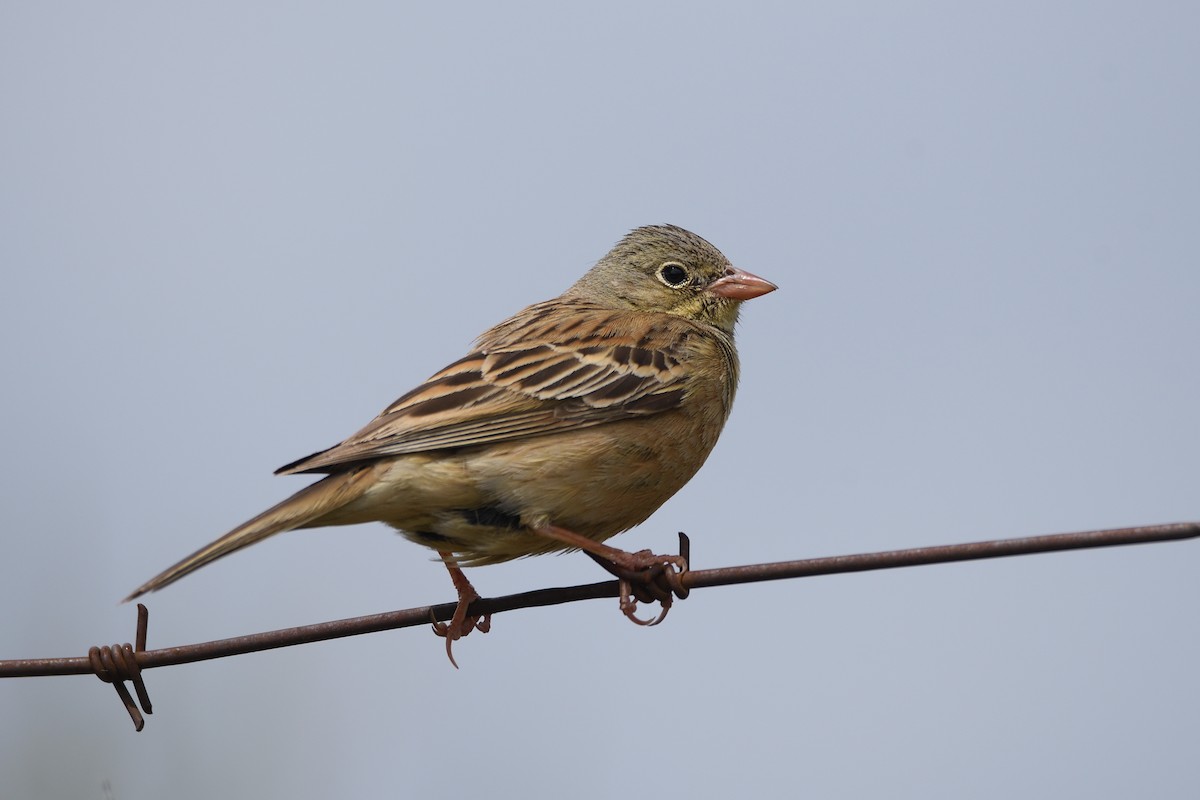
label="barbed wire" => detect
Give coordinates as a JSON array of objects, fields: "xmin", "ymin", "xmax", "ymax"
[{"xmin": 2, "ymin": 521, "xmax": 1196, "ymax": 730}]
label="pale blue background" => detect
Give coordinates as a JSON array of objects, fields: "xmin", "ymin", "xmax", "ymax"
[{"xmin": 3, "ymin": 3, "xmax": 1198, "ymax": 798}]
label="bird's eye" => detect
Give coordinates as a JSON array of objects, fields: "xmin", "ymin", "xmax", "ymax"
[{"xmin": 657, "ymin": 262, "xmax": 689, "ymax": 288}]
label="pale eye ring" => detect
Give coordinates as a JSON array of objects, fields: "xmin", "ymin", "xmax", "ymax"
[{"xmin": 657, "ymin": 262, "xmax": 689, "ymax": 287}]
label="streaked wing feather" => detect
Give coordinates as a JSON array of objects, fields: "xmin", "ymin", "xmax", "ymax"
[{"xmin": 277, "ymin": 303, "xmax": 697, "ymax": 475}]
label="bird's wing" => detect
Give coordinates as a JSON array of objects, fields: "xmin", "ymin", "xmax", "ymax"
[{"xmin": 276, "ymin": 303, "xmax": 709, "ymax": 474}]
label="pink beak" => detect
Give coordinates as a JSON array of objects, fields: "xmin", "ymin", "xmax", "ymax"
[{"xmin": 708, "ymin": 268, "xmax": 778, "ymax": 300}]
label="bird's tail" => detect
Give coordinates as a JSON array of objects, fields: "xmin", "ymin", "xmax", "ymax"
[{"xmin": 124, "ymin": 464, "xmax": 381, "ymax": 601}]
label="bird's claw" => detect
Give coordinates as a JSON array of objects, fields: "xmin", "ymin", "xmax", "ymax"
[
  {"xmin": 430, "ymin": 604, "xmax": 491, "ymax": 669},
  {"xmin": 619, "ymin": 578, "xmax": 672, "ymax": 626},
  {"xmin": 591, "ymin": 546, "xmax": 690, "ymax": 628}
]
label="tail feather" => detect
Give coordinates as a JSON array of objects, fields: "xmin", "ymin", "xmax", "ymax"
[{"xmin": 124, "ymin": 465, "xmax": 379, "ymax": 601}]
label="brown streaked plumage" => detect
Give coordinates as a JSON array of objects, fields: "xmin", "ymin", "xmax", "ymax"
[{"xmin": 126, "ymin": 224, "xmax": 776, "ymax": 664}]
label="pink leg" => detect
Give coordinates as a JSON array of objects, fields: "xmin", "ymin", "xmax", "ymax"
[{"xmin": 430, "ymin": 552, "xmax": 491, "ymax": 668}]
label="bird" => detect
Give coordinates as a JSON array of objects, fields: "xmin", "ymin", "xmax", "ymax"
[{"xmin": 126, "ymin": 224, "xmax": 776, "ymax": 665}]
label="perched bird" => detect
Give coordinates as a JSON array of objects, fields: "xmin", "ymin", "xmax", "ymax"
[{"xmin": 127, "ymin": 224, "xmax": 776, "ymax": 664}]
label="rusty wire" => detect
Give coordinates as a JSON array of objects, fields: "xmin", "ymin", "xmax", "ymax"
[{"xmin": 1, "ymin": 521, "xmax": 1196, "ymax": 730}]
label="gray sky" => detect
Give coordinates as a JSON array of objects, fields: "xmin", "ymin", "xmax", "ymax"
[{"xmin": 3, "ymin": 3, "xmax": 1198, "ymax": 798}]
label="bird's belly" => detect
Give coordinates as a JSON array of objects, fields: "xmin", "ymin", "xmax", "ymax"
[
  {"xmin": 443, "ymin": 415, "xmax": 717, "ymax": 563},
  {"xmin": 338, "ymin": 409, "xmax": 724, "ymax": 565}
]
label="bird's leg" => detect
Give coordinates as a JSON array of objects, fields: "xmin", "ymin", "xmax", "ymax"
[
  {"xmin": 530, "ymin": 525, "xmax": 688, "ymax": 626},
  {"xmin": 430, "ymin": 552, "xmax": 491, "ymax": 668}
]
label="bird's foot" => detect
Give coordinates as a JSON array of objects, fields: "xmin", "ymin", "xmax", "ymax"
[
  {"xmin": 430, "ymin": 596, "xmax": 491, "ymax": 669},
  {"xmin": 589, "ymin": 547, "xmax": 689, "ymax": 626},
  {"xmin": 431, "ymin": 553, "xmax": 491, "ymax": 668},
  {"xmin": 532, "ymin": 526, "xmax": 690, "ymax": 627}
]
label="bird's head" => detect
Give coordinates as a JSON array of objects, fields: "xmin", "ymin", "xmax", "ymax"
[{"xmin": 567, "ymin": 224, "xmax": 776, "ymax": 334}]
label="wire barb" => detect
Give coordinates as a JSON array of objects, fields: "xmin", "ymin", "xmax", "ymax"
[{"xmin": 87, "ymin": 604, "xmax": 152, "ymax": 731}]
